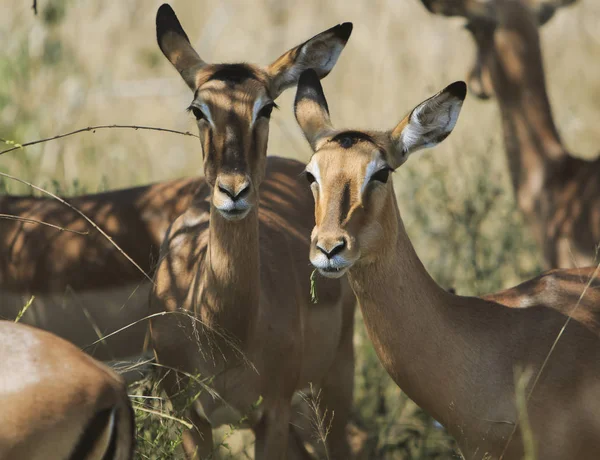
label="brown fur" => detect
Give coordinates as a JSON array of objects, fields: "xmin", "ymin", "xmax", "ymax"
[
  {"xmin": 485, "ymin": 267, "xmax": 600, "ymax": 336},
  {"xmin": 0, "ymin": 320, "xmax": 134, "ymax": 460},
  {"xmin": 0, "ymin": 178, "xmax": 202, "ymax": 361},
  {"xmin": 424, "ymin": 0, "xmax": 600, "ymax": 269},
  {"xmin": 149, "ymin": 5, "xmax": 355, "ymax": 459},
  {"xmin": 294, "ymin": 72, "xmax": 600, "ymax": 459}
]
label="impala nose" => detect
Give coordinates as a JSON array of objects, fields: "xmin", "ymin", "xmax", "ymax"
[
  {"xmin": 217, "ymin": 180, "xmax": 250, "ymax": 202},
  {"xmin": 316, "ymin": 238, "xmax": 347, "ymax": 259}
]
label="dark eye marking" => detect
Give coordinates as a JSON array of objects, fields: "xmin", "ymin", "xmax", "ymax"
[
  {"xmin": 257, "ymin": 102, "xmax": 278, "ymax": 120},
  {"xmin": 305, "ymin": 171, "xmax": 316, "ymax": 185},
  {"xmin": 370, "ymin": 167, "xmax": 392, "ymax": 184},
  {"xmin": 331, "ymin": 131, "xmax": 376, "ymax": 149},
  {"xmin": 187, "ymin": 105, "xmax": 206, "ymax": 122}
]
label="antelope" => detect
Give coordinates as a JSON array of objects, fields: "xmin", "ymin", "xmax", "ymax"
[
  {"xmin": 420, "ymin": 0, "xmax": 600, "ymax": 269},
  {"xmin": 294, "ymin": 69, "xmax": 600, "ymax": 459},
  {"xmin": 0, "ymin": 178, "xmax": 203, "ymax": 361},
  {"xmin": 149, "ymin": 4, "xmax": 356, "ymax": 459},
  {"xmin": 0, "ymin": 320, "xmax": 134, "ymax": 460}
]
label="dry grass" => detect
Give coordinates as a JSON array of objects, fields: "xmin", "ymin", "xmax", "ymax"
[{"xmin": 2, "ymin": 0, "xmax": 600, "ymax": 458}]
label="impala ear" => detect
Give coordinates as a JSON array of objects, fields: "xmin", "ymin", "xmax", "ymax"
[
  {"xmin": 294, "ymin": 70, "xmax": 334, "ymax": 151},
  {"xmin": 389, "ymin": 81, "xmax": 466, "ymax": 168},
  {"xmin": 267, "ymin": 22, "xmax": 352, "ymax": 99},
  {"xmin": 156, "ymin": 4, "xmax": 206, "ymax": 90}
]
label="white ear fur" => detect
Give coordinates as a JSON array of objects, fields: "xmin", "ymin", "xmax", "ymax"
[
  {"xmin": 267, "ymin": 22, "xmax": 352, "ymax": 98},
  {"xmin": 390, "ymin": 81, "xmax": 467, "ymax": 165}
]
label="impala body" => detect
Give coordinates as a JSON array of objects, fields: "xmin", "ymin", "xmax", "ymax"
[
  {"xmin": 294, "ymin": 69, "xmax": 600, "ymax": 460},
  {"xmin": 0, "ymin": 320, "xmax": 134, "ymax": 460},
  {"xmin": 149, "ymin": 5, "xmax": 356, "ymax": 459},
  {"xmin": 0, "ymin": 178, "xmax": 202, "ymax": 361},
  {"xmin": 421, "ymin": 0, "xmax": 600, "ymax": 269}
]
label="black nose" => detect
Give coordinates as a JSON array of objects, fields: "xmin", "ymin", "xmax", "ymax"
[
  {"xmin": 316, "ymin": 238, "xmax": 347, "ymax": 259},
  {"xmin": 218, "ymin": 182, "xmax": 250, "ymax": 201}
]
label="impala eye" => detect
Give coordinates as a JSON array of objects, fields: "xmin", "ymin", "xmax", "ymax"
[
  {"xmin": 370, "ymin": 168, "xmax": 392, "ymax": 184},
  {"xmin": 305, "ymin": 171, "xmax": 316, "ymax": 185},
  {"xmin": 258, "ymin": 102, "xmax": 276, "ymax": 119},
  {"xmin": 189, "ymin": 106, "xmax": 206, "ymax": 122}
]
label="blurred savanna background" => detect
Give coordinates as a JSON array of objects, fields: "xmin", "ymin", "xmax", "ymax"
[{"xmin": 1, "ymin": 0, "xmax": 600, "ymax": 458}]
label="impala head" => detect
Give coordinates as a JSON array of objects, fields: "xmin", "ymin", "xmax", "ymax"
[
  {"xmin": 294, "ymin": 70, "xmax": 466, "ymax": 278},
  {"xmin": 420, "ymin": 0, "xmax": 577, "ymax": 100},
  {"xmin": 156, "ymin": 4, "xmax": 352, "ymax": 221}
]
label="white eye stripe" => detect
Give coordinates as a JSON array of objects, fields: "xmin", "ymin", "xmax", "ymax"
[
  {"xmin": 306, "ymin": 160, "xmax": 322, "ymax": 191},
  {"xmin": 360, "ymin": 158, "xmax": 378, "ymax": 196},
  {"xmin": 252, "ymin": 96, "xmax": 273, "ymax": 124},
  {"xmin": 196, "ymin": 102, "xmax": 214, "ymax": 127},
  {"xmin": 360, "ymin": 152, "xmax": 389, "ymax": 195}
]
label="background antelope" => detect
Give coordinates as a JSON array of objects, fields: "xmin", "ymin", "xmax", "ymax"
[
  {"xmin": 421, "ymin": 0, "xmax": 600, "ymax": 268},
  {"xmin": 0, "ymin": 178, "xmax": 202, "ymax": 361},
  {"xmin": 149, "ymin": 4, "xmax": 355, "ymax": 458},
  {"xmin": 294, "ymin": 68, "xmax": 600, "ymax": 460},
  {"xmin": 0, "ymin": 320, "xmax": 134, "ymax": 460}
]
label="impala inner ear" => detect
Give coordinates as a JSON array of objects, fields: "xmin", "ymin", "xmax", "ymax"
[
  {"xmin": 267, "ymin": 22, "xmax": 352, "ymax": 98},
  {"xmin": 294, "ymin": 69, "xmax": 334, "ymax": 151},
  {"xmin": 389, "ymin": 81, "xmax": 466, "ymax": 167},
  {"xmin": 156, "ymin": 3, "xmax": 206, "ymax": 90}
]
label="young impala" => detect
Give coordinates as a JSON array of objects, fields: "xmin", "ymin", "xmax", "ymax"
[
  {"xmin": 0, "ymin": 320, "xmax": 134, "ymax": 460},
  {"xmin": 149, "ymin": 4, "xmax": 356, "ymax": 459},
  {"xmin": 294, "ymin": 69, "xmax": 600, "ymax": 459}
]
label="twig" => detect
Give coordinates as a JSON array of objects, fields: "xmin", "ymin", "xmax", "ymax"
[
  {"xmin": 14, "ymin": 296, "xmax": 35, "ymax": 323},
  {"xmin": 0, "ymin": 213, "xmax": 89, "ymax": 235},
  {"xmin": 32, "ymin": 0, "xmax": 37, "ymax": 15},
  {"xmin": 132, "ymin": 406, "xmax": 193, "ymax": 430},
  {"xmin": 0, "ymin": 171, "xmax": 154, "ymax": 284},
  {"xmin": 0, "ymin": 124, "xmax": 199, "ymax": 157}
]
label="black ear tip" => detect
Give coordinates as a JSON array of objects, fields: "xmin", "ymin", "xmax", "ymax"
[
  {"xmin": 334, "ymin": 22, "xmax": 353, "ymax": 42},
  {"xmin": 156, "ymin": 3, "xmax": 175, "ymax": 24},
  {"xmin": 156, "ymin": 3, "xmax": 189, "ymax": 41},
  {"xmin": 446, "ymin": 81, "xmax": 467, "ymax": 100},
  {"xmin": 299, "ymin": 68, "xmax": 321, "ymax": 87}
]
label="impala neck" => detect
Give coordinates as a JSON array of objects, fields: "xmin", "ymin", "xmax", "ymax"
[
  {"xmin": 485, "ymin": 6, "xmax": 568, "ymax": 218},
  {"xmin": 347, "ymin": 194, "xmax": 479, "ymax": 429},
  {"xmin": 199, "ymin": 201, "xmax": 260, "ymax": 345}
]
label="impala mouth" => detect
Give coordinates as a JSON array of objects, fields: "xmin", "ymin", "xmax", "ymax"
[
  {"xmin": 311, "ymin": 253, "xmax": 351, "ymax": 279},
  {"xmin": 219, "ymin": 207, "xmax": 251, "ymax": 221},
  {"xmin": 317, "ymin": 265, "xmax": 348, "ymax": 279},
  {"xmin": 216, "ymin": 199, "xmax": 252, "ymax": 221}
]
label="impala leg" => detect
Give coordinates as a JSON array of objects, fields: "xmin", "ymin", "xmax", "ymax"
[
  {"xmin": 155, "ymin": 364, "xmax": 214, "ymax": 459},
  {"xmin": 286, "ymin": 423, "xmax": 314, "ymax": 460},
  {"xmin": 254, "ymin": 402, "xmax": 292, "ymax": 460},
  {"xmin": 181, "ymin": 402, "xmax": 214, "ymax": 460},
  {"xmin": 319, "ymin": 299, "xmax": 355, "ymax": 460}
]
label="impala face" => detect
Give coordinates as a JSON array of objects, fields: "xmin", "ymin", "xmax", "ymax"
[
  {"xmin": 156, "ymin": 3, "xmax": 352, "ymax": 221},
  {"xmin": 294, "ymin": 70, "xmax": 466, "ymax": 278},
  {"xmin": 305, "ymin": 134, "xmax": 395, "ymax": 278}
]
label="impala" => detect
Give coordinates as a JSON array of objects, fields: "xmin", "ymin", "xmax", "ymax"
[
  {"xmin": 420, "ymin": 0, "xmax": 599, "ymax": 269},
  {"xmin": 149, "ymin": 4, "xmax": 356, "ymax": 459},
  {"xmin": 0, "ymin": 320, "xmax": 134, "ymax": 460},
  {"xmin": 294, "ymin": 69, "xmax": 600, "ymax": 459},
  {"xmin": 0, "ymin": 178, "xmax": 203, "ymax": 361}
]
